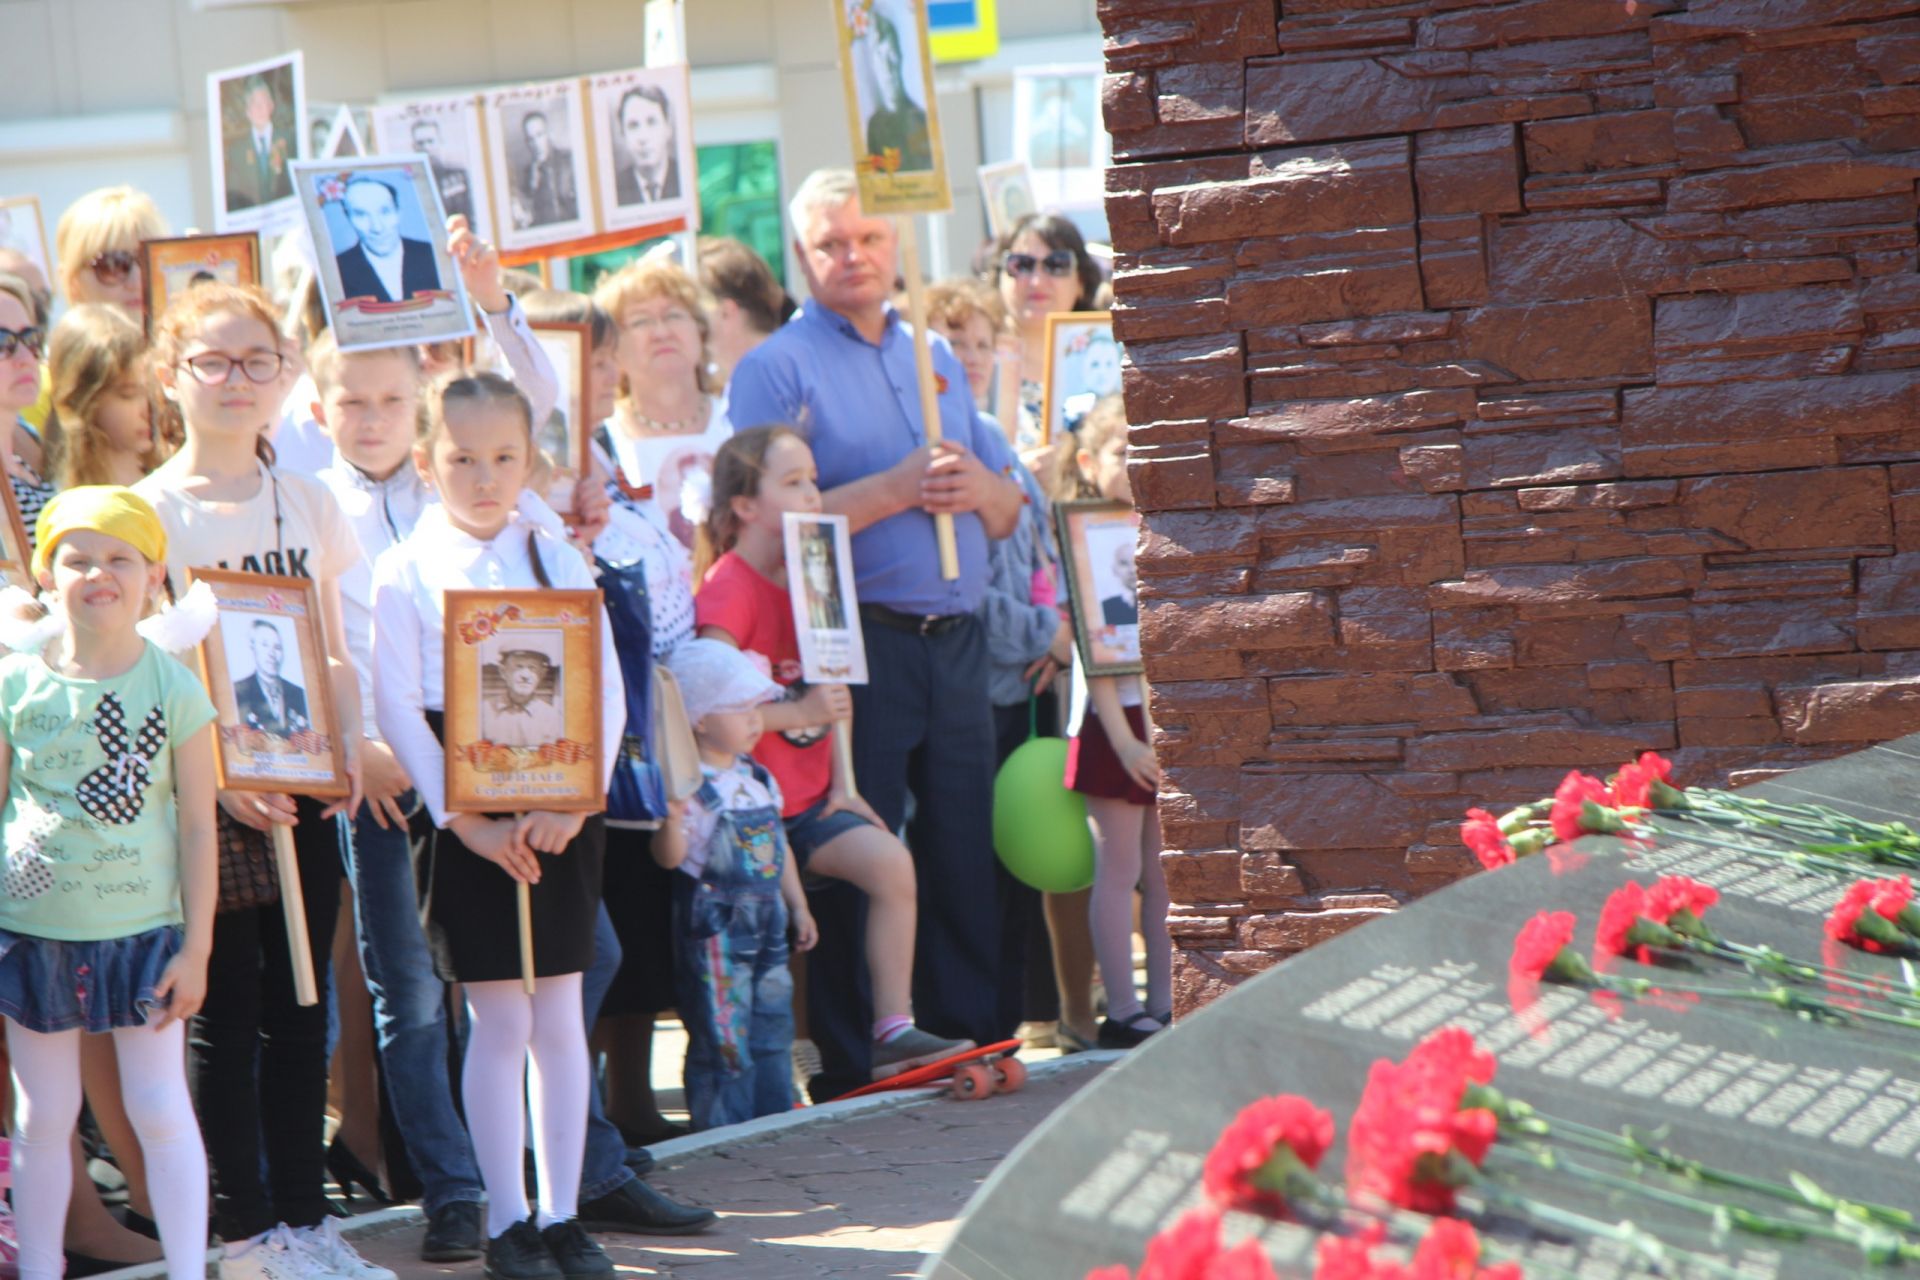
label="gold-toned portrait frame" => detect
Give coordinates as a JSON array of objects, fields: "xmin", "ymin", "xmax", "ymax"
[
  {"xmin": 190, "ymin": 569, "xmax": 350, "ymax": 798},
  {"xmin": 834, "ymin": 0, "xmax": 952, "ymax": 215},
  {"xmin": 0, "ymin": 481, "xmax": 31, "ymax": 591},
  {"xmin": 141, "ymin": 233, "xmax": 262, "ymax": 334},
  {"xmin": 1054, "ymin": 499, "xmax": 1143, "ymax": 678},
  {"xmin": 527, "ymin": 320, "xmax": 594, "ymax": 479},
  {"xmin": 443, "ymin": 589, "xmax": 604, "ymax": 814},
  {"xmin": 1040, "ymin": 310, "xmax": 1117, "ymax": 446}
]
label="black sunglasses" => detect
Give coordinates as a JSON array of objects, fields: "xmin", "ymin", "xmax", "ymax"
[
  {"xmin": 0, "ymin": 326, "xmax": 44, "ymax": 361},
  {"xmin": 1003, "ymin": 249, "xmax": 1076, "ymax": 280},
  {"xmin": 90, "ymin": 249, "xmax": 139, "ymax": 285}
]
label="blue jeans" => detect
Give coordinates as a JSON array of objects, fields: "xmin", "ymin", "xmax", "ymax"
[
  {"xmin": 673, "ymin": 879, "xmax": 793, "ymax": 1130},
  {"xmin": 580, "ymin": 903, "xmax": 642, "ymax": 1201},
  {"xmin": 344, "ymin": 795, "xmax": 483, "ymax": 1212}
]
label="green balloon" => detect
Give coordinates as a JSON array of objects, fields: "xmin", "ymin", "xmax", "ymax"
[{"xmin": 993, "ymin": 737, "xmax": 1094, "ymax": 893}]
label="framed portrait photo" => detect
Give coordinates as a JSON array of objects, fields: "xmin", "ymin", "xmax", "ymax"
[
  {"xmin": 207, "ymin": 52, "xmax": 307, "ymax": 237},
  {"xmin": 443, "ymin": 590, "xmax": 605, "ymax": 814},
  {"xmin": 291, "ymin": 157, "xmax": 475, "ymax": 353},
  {"xmin": 141, "ymin": 233, "xmax": 261, "ymax": 333},
  {"xmin": 1054, "ymin": 500, "xmax": 1142, "ymax": 677},
  {"xmin": 782, "ymin": 512, "xmax": 869, "ymax": 685},
  {"xmin": 0, "ymin": 481, "xmax": 30, "ymax": 591},
  {"xmin": 977, "ymin": 160, "xmax": 1035, "ymax": 242},
  {"xmin": 528, "ymin": 321, "xmax": 593, "ymax": 480},
  {"xmin": 189, "ymin": 570, "xmax": 349, "ymax": 797},
  {"xmin": 0, "ymin": 196, "xmax": 53, "ymax": 293},
  {"xmin": 370, "ymin": 95, "xmax": 496, "ymax": 245},
  {"xmin": 589, "ymin": 66, "xmax": 699, "ymax": 235},
  {"xmin": 1012, "ymin": 64, "xmax": 1108, "ymax": 214},
  {"xmin": 483, "ymin": 80, "xmax": 597, "ymax": 254},
  {"xmin": 835, "ymin": 0, "xmax": 952, "ymax": 215},
  {"xmin": 1041, "ymin": 311, "xmax": 1121, "ymax": 444}
]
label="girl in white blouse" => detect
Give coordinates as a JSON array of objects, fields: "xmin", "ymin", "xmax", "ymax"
[{"xmin": 371, "ymin": 371, "xmax": 622, "ymax": 1280}]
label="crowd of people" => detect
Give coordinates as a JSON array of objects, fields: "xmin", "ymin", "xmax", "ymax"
[{"xmin": 0, "ymin": 167, "xmax": 1173, "ymax": 1280}]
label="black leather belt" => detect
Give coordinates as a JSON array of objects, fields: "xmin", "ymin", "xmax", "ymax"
[{"xmin": 860, "ymin": 603, "xmax": 968, "ymax": 636}]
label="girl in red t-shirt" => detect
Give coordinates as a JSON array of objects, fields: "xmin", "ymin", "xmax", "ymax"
[{"xmin": 692, "ymin": 426, "xmax": 971, "ymax": 1080}]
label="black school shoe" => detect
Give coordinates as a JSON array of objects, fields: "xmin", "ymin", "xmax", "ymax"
[
  {"xmin": 422, "ymin": 1200, "xmax": 485, "ymax": 1262},
  {"xmin": 576, "ymin": 1178, "xmax": 718, "ymax": 1235},
  {"xmin": 1097, "ymin": 1013, "xmax": 1161, "ymax": 1050},
  {"xmin": 484, "ymin": 1219, "xmax": 562, "ymax": 1280},
  {"xmin": 540, "ymin": 1221, "xmax": 615, "ymax": 1280}
]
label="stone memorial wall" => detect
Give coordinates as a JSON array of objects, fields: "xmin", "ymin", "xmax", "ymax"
[{"xmin": 1101, "ymin": 0, "xmax": 1920, "ymax": 1012}]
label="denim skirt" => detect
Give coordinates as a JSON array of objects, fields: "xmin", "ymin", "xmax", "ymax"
[{"xmin": 0, "ymin": 924, "xmax": 183, "ymax": 1033}]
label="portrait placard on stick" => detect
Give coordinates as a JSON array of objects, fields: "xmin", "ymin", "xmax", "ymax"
[
  {"xmin": 588, "ymin": 66, "xmax": 700, "ymax": 236},
  {"xmin": 1054, "ymin": 500, "xmax": 1142, "ymax": 678},
  {"xmin": 370, "ymin": 95, "xmax": 496, "ymax": 246},
  {"xmin": 1041, "ymin": 311, "xmax": 1119, "ymax": 445},
  {"xmin": 977, "ymin": 159, "xmax": 1034, "ymax": 241},
  {"xmin": 190, "ymin": 568, "xmax": 348, "ymax": 1008},
  {"xmin": 834, "ymin": 0, "xmax": 951, "ymax": 216},
  {"xmin": 0, "ymin": 482, "xmax": 31, "ymax": 591},
  {"xmin": 782, "ymin": 512, "xmax": 868, "ymax": 687},
  {"xmin": 528, "ymin": 321, "xmax": 593, "ymax": 480},
  {"xmin": 442, "ymin": 590, "xmax": 605, "ymax": 815},
  {"xmin": 207, "ymin": 52, "xmax": 307, "ymax": 237},
  {"xmin": 141, "ymin": 233, "xmax": 261, "ymax": 334},
  {"xmin": 0, "ymin": 196, "xmax": 53, "ymax": 292},
  {"xmin": 291, "ymin": 157, "xmax": 475, "ymax": 353}
]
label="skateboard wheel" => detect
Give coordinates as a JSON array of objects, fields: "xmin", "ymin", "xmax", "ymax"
[
  {"xmin": 951, "ymin": 1063, "xmax": 995, "ymax": 1100},
  {"xmin": 991, "ymin": 1057, "xmax": 1026, "ymax": 1093}
]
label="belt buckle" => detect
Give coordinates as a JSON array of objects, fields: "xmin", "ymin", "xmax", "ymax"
[{"xmin": 917, "ymin": 614, "xmax": 938, "ymax": 635}]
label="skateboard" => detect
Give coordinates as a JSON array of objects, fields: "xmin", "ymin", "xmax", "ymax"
[{"xmin": 833, "ymin": 1038, "xmax": 1027, "ymax": 1102}]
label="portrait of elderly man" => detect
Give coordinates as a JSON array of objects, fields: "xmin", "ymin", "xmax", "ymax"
[
  {"xmin": 332, "ymin": 173, "xmax": 439, "ymax": 305},
  {"xmin": 233, "ymin": 618, "xmax": 310, "ymax": 739},
  {"xmin": 612, "ymin": 84, "xmax": 680, "ymax": 207}
]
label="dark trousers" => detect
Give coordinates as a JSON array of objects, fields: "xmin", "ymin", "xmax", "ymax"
[
  {"xmin": 191, "ymin": 800, "xmax": 345, "ymax": 1241},
  {"xmin": 850, "ymin": 616, "xmax": 1002, "ymax": 1046},
  {"xmin": 994, "ymin": 694, "xmax": 1063, "ymax": 1031}
]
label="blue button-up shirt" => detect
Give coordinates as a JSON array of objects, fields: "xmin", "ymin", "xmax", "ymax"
[{"xmin": 728, "ymin": 301, "xmax": 1013, "ymax": 616}]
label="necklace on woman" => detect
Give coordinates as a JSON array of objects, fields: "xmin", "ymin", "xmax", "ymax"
[{"xmin": 626, "ymin": 394, "xmax": 708, "ymax": 434}]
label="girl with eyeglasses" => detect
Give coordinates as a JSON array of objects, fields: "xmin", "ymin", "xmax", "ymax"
[
  {"xmin": 992, "ymin": 214, "xmax": 1103, "ymax": 452},
  {"xmin": 54, "ymin": 187, "xmax": 169, "ymax": 317},
  {"xmin": 0, "ymin": 272, "xmax": 54, "ymax": 545},
  {"xmin": 132, "ymin": 283, "xmax": 385, "ymax": 1280}
]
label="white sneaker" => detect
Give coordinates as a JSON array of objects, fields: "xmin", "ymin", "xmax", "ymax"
[
  {"xmin": 291, "ymin": 1221, "xmax": 397, "ymax": 1280},
  {"xmin": 219, "ymin": 1226, "xmax": 336, "ymax": 1280}
]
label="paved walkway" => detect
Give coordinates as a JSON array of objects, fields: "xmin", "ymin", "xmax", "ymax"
[{"xmin": 351, "ymin": 1054, "xmax": 1112, "ymax": 1280}]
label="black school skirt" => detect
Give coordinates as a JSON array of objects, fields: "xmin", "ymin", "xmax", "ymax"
[{"xmin": 420, "ymin": 711, "xmax": 605, "ymax": 984}]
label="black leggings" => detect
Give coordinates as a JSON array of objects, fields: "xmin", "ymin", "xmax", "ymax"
[{"xmin": 189, "ymin": 799, "xmax": 344, "ymax": 1241}]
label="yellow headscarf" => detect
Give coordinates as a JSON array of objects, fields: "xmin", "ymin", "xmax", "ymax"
[{"xmin": 30, "ymin": 486, "xmax": 167, "ymax": 580}]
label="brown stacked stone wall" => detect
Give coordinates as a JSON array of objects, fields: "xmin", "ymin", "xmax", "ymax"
[{"xmin": 1100, "ymin": 0, "xmax": 1920, "ymax": 1013}]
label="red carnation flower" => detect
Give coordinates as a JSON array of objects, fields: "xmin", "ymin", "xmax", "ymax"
[
  {"xmin": 1827, "ymin": 878, "xmax": 1916, "ymax": 954},
  {"xmin": 1409, "ymin": 1218, "xmax": 1521, "ymax": 1280},
  {"xmin": 1509, "ymin": 910, "xmax": 1596, "ymax": 1015},
  {"xmin": 1314, "ymin": 1225, "xmax": 1400, "ymax": 1280},
  {"xmin": 1347, "ymin": 1031, "xmax": 1499, "ymax": 1214},
  {"xmin": 1460, "ymin": 808, "xmax": 1513, "ymax": 871},
  {"xmin": 1593, "ymin": 881, "xmax": 1683, "ymax": 967},
  {"xmin": 1549, "ymin": 771, "xmax": 1628, "ymax": 842},
  {"xmin": 1087, "ymin": 1269, "xmax": 1133, "ymax": 1280},
  {"xmin": 1202, "ymin": 1094, "xmax": 1335, "ymax": 1218},
  {"xmin": 1645, "ymin": 875, "xmax": 1718, "ymax": 939}
]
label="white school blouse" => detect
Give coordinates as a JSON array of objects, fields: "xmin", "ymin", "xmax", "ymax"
[{"xmin": 371, "ymin": 505, "xmax": 624, "ymax": 828}]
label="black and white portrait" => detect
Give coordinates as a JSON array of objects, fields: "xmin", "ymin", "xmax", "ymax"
[
  {"xmin": 854, "ymin": 0, "xmax": 932, "ymax": 174},
  {"xmin": 782, "ymin": 512, "xmax": 869, "ymax": 686},
  {"xmin": 799, "ymin": 530, "xmax": 846, "ymax": 632},
  {"xmin": 224, "ymin": 615, "xmax": 311, "ymax": 740},
  {"xmin": 485, "ymin": 83, "xmax": 595, "ymax": 252},
  {"xmin": 479, "ymin": 632, "xmax": 565, "ymax": 750},
  {"xmin": 372, "ymin": 96, "xmax": 496, "ymax": 244},
  {"xmin": 590, "ymin": 67, "xmax": 699, "ymax": 234}
]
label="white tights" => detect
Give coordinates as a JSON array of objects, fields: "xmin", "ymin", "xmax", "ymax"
[
  {"xmin": 8, "ymin": 1019, "xmax": 206, "ymax": 1280},
  {"xmin": 1086, "ymin": 796, "xmax": 1172, "ymax": 1025},
  {"xmin": 463, "ymin": 975, "xmax": 589, "ymax": 1239}
]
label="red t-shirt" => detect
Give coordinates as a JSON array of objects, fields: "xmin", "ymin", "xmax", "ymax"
[{"xmin": 694, "ymin": 551, "xmax": 832, "ymax": 816}]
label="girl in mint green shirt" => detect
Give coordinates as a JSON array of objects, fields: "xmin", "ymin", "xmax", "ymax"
[{"xmin": 0, "ymin": 485, "xmax": 217, "ymax": 1280}]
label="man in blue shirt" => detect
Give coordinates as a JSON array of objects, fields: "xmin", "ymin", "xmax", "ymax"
[{"xmin": 729, "ymin": 168, "xmax": 1023, "ymax": 1091}]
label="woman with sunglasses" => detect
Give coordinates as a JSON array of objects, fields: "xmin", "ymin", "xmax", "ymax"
[
  {"xmin": 55, "ymin": 186, "xmax": 169, "ymax": 316},
  {"xmin": 0, "ymin": 272, "xmax": 54, "ymax": 544},
  {"xmin": 993, "ymin": 213, "xmax": 1103, "ymax": 453}
]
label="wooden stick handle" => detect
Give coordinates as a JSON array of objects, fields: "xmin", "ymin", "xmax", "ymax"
[
  {"xmin": 832, "ymin": 719, "xmax": 857, "ymax": 799},
  {"xmin": 271, "ymin": 823, "xmax": 318, "ymax": 1008},
  {"xmin": 517, "ymin": 881, "xmax": 535, "ymax": 995},
  {"xmin": 897, "ymin": 215, "xmax": 960, "ymax": 582}
]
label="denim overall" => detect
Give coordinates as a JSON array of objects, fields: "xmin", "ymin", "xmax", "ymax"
[{"xmin": 672, "ymin": 762, "xmax": 795, "ymax": 1130}]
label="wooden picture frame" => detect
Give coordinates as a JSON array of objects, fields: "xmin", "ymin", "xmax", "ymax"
[
  {"xmin": 834, "ymin": 0, "xmax": 952, "ymax": 215},
  {"xmin": 141, "ymin": 233, "xmax": 262, "ymax": 334},
  {"xmin": 443, "ymin": 589, "xmax": 605, "ymax": 814},
  {"xmin": 1054, "ymin": 499, "xmax": 1142, "ymax": 677},
  {"xmin": 782, "ymin": 511, "xmax": 868, "ymax": 685},
  {"xmin": 189, "ymin": 569, "xmax": 350, "ymax": 797},
  {"xmin": 528, "ymin": 321, "xmax": 594, "ymax": 480},
  {"xmin": 0, "ymin": 480, "xmax": 31, "ymax": 591},
  {"xmin": 0, "ymin": 195, "xmax": 53, "ymax": 293},
  {"xmin": 1040, "ymin": 310, "xmax": 1119, "ymax": 445}
]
